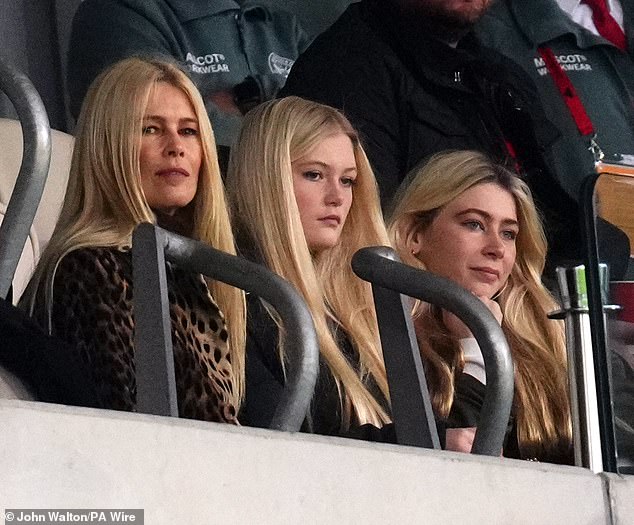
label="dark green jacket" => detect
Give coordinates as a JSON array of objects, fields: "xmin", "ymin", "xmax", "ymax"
[
  {"xmin": 475, "ymin": 0, "xmax": 634, "ymax": 201},
  {"xmin": 68, "ymin": 0, "xmax": 309, "ymax": 145}
]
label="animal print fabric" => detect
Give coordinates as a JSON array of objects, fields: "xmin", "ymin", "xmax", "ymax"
[{"xmin": 35, "ymin": 247, "xmax": 238, "ymax": 423}]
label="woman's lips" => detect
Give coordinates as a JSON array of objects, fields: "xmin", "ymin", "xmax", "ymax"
[
  {"xmin": 318, "ymin": 215, "xmax": 341, "ymax": 226},
  {"xmin": 156, "ymin": 167, "xmax": 190, "ymax": 177},
  {"xmin": 471, "ymin": 267, "xmax": 500, "ymax": 282}
]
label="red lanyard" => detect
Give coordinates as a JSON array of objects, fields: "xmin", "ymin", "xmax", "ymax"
[{"xmin": 537, "ymin": 46, "xmax": 595, "ymax": 137}]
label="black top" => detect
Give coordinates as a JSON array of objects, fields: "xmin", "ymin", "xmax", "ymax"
[
  {"xmin": 449, "ymin": 373, "xmax": 573, "ymax": 464},
  {"xmin": 1, "ymin": 296, "xmax": 100, "ymax": 407},
  {"xmin": 241, "ymin": 293, "xmax": 394, "ymax": 440}
]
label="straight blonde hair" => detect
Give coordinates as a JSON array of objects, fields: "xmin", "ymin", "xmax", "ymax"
[
  {"xmin": 21, "ymin": 57, "xmax": 246, "ymax": 404},
  {"xmin": 388, "ymin": 150, "xmax": 571, "ymax": 459},
  {"xmin": 227, "ymin": 96, "xmax": 391, "ymax": 430}
]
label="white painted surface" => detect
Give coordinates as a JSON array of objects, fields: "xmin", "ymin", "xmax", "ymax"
[
  {"xmin": 604, "ymin": 472, "xmax": 634, "ymax": 525},
  {"xmin": 0, "ymin": 399, "xmax": 623, "ymax": 524}
]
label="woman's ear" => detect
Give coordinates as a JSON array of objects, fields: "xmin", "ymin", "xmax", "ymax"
[{"xmin": 410, "ymin": 229, "xmax": 426, "ymax": 257}]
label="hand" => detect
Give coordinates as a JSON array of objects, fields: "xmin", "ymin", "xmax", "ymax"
[
  {"xmin": 207, "ymin": 89, "xmax": 242, "ymax": 115},
  {"xmin": 443, "ymin": 295, "xmax": 503, "ymax": 338},
  {"xmin": 445, "ymin": 427, "xmax": 476, "ymax": 453}
]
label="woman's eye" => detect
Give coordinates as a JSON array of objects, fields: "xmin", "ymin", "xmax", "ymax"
[
  {"xmin": 181, "ymin": 127, "xmax": 199, "ymax": 136},
  {"xmin": 142, "ymin": 126, "xmax": 158, "ymax": 135},
  {"xmin": 341, "ymin": 176, "xmax": 357, "ymax": 187},
  {"xmin": 303, "ymin": 170, "xmax": 322, "ymax": 181},
  {"xmin": 464, "ymin": 220, "xmax": 484, "ymax": 231},
  {"xmin": 502, "ymin": 230, "xmax": 518, "ymax": 241}
]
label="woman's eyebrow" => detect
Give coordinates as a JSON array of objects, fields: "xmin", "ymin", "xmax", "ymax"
[
  {"xmin": 456, "ymin": 208, "xmax": 519, "ymax": 226},
  {"xmin": 293, "ymin": 160, "xmax": 357, "ymax": 173},
  {"xmin": 143, "ymin": 115, "xmax": 198, "ymax": 125}
]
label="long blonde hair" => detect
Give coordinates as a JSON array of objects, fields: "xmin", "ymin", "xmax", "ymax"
[
  {"xmin": 21, "ymin": 57, "xmax": 246, "ymax": 403},
  {"xmin": 227, "ymin": 96, "xmax": 391, "ymax": 430},
  {"xmin": 388, "ymin": 150, "xmax": 571, "ymax": 458}
]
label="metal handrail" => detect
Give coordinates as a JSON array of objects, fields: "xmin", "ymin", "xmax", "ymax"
[
  {"xmin": 579, "ymin": 172, "xmax": 618, "ymax": 472},
  {"xmin": 352, "ymin": 246, "xmax": 514, "ymax": 456},
  {"xmin": 0, "ymin": 56, "xmax": 51, "ymax": 300},
  {"xmin": 132, "ymin": 223, "xmax": 319, "ymax": 432}
]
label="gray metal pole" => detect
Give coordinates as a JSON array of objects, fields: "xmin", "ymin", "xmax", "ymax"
[
  {"xmin": 0, "ymin": 57, "xmax": 51, "ymax": 300},
  {"xmin": 550, "ymin": 264, "xmax": 615, "ymax": 472},
  {"xmin": 352, "ymin": 246, "xmax": 514, "ymax": 456},
  {"xmin": 132, "ymin": 224, "xmax": 319, "ymax": 431}
]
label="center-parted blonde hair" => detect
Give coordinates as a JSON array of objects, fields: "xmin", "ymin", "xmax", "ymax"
[
  {"xmin": 21, "ymin": 56, "xmax": 246, "ymax": 404},
  {"xmin": 227, "ymin": 96, "xmax": 391, "ymax": 430},
  {"xmin": 388, "ymin": 150, "xmax": 571, "ymax": 459}
]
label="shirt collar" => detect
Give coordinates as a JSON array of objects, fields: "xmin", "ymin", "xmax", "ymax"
[
  {"xmin": 555, "ymin": 0, "xmax": 580, "ymax": 16},
  {"xmin": 507, "ymin": 0, "xmax": 606, "ymax": 49},
  {"xmin": 556, "ymin": 0, "xmax": 624, "ymax": 15}
]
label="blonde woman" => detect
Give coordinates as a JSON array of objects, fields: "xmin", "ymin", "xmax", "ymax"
[
  {"xmin": 388, "ymin": 150, "xmax": 572, "ymax": 463},
  {"xmin": 21, "ymin": 57, "xmax": 245, "ymax": 423},
  {"xmin": 227, "ymin": 96, "xmax": 391, "ymax": 436}
]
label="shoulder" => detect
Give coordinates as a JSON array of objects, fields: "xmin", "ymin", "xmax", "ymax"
[
  {"xmin": 56, "ymin": 247, "xmax": 131, "ymax": 283},
  {"xmin": 71, "ymin": 0, "xmax": 177, "ymax": 41},
  {"xmin": 74, "ymin": 0, "xmax": 170, "ymax": 20},
  {"xmin": 285, "ymin": 2, "xmax": 392, "ymax": 75},
  {"xmin": 282, "ymin": 4, "xmax": 402, "ymax": 111},
  {"xmin": 475, "ymin": 0, "xmax": 519, "ymax": 33},
  {"xmin": 53, "ymin": 248, "xmax": 132, "ymax": 311}
]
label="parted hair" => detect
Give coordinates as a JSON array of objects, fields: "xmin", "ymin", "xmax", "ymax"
[
  {"xmin": 227, "ymin": 96, "xmax": 391, "ymax": 430},
  {"xmin": 21, "ymin": 56, "xmax": 246, "ymax": 404},
  {"xmin": 388, "ymin": 150, "xmax": 571, "ymax": 459}
]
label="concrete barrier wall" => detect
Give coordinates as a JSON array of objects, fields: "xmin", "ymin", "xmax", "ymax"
[{"xmin": 1, "ymin": 399, "xmax": 631, "ymax": 524}]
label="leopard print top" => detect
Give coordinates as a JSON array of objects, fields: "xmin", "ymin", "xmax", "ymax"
[{"xmin": 33, "ymin": 247, "xmax": 238, "ymax": 424}]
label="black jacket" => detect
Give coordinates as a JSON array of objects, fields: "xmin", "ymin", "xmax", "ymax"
[
  {"xmin": 282, "ymin": 0, "xmax": 557, "ymax": 201},
  {"xmin": 281, "ymin": 0, "xmax": 629, "ymax": 276},
  {"xmin": 241, "ymin": 293, "xmax": 395, "ymax": 441}
]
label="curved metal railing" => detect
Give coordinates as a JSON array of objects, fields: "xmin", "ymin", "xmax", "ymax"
[
  {"xmin": 352, "ymin": 246, "xmax": 514, "ymax": 456},
  {"xmin": 0, "ymin": 56, "xmax": 51, "ymax": 299},
  {"xmin": 132, "ymin": 223, "xmax": 319, "ymax": 432}
]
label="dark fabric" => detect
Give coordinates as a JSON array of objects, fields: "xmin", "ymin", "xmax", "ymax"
[
  {"xmin": 281, "ymin": 0, "xmax": 629, "ymax": 277},
  {"xmin": 611, "ymin": 350, "xmax": 634, "ymax": 465},
  {"xmin": 242, "ymin": 293, "xmax": 345, "ymax": 435},
  {"xmin": 282, "ymin": 0, "xmax": 557, "ymax": 204},
  {"xmin": 475, "ymin": 0, "xmax": 634, "ymax": 200},
  {"xmin": 30, "ymin": 247, "xmax": 238, "ymax": 423},
  {"xmin": 0, "ymin": 297, "xmax": 101, "ymax": 407},
  {"xmin": 241, "ymin": 293, "xmax": 395, "ymax": 442},
  {"xmin": 447, "ymin": 373, "xmax": 488, "ymax": 429},
  {"xmin": 68, "ymin": 0, "xmax": 310, "ymax": 145},
  {"xmin": 446, "ymin": 372, "xmax": 573, "ymax": 463}
]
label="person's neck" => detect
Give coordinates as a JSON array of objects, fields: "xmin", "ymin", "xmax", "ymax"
[{"xmin": 154, "ymin": 208, "xmax": 193, "ymax": 237}]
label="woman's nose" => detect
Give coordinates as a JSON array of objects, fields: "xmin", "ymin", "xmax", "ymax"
[
  {"xmin": 484, "ymin": 233, "xmax": 505, "ymax": 258},
  {"xmin": 165, "ymin": 132, "xmax": 185, "ymax": 157},
  {"xmin": 325, "ymin": 180, "xmax": 344, "ymax": 206}
]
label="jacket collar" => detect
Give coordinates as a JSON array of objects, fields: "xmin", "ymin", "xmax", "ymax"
[
  {"xmin": 165, "ymin": 0, "xmax": 270, "ymax": 23},
  {"xmin": 505, "ymin": 0, "xmax": 622, "ymax": 49},
  {"xmin": 366, "ymin": 0, "xmax": 483, "ymax": 92}
]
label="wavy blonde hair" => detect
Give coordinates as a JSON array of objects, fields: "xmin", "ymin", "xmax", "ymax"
[
  {"xmin": 388, "ymin": 150, "xmax": 571, "ymax": 458},
  {"xmin": 227, "ymin": 96, "xmax": 391, "ymax": 430},
  {"xmin": 21, "ymin": 56, "xmax": 246, "ymax": 404}
]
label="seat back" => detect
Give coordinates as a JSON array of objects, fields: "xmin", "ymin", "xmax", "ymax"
[
  {"xmin": 0, "ymin": 117, "xmax": 73, "ymax": 302},
  {"xmin": 0, "ymin": 56, "xmax": 52, "ymax": 301}
]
